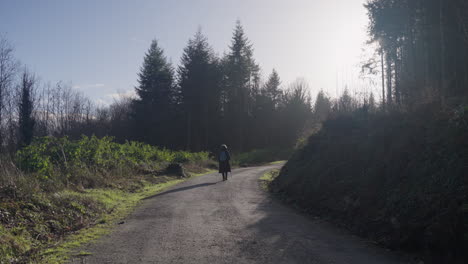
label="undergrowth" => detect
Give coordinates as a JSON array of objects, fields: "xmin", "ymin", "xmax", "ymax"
[
  {"xmin": 259, "ymin": 169, "xmax": 280, "ymax": 191},
  {"xmin": 0, "ymin": 136, "xmax": 213, "ymax": 264},
  {"xmin": 272, "ymin": 104, "xmax": 468, "ymax": 263}
]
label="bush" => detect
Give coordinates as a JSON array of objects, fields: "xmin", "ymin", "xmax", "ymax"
[
  {"xmin": 15, "ymin": 136, "xmax": 211, "ymax": 188},
  {"xmin": 1, "ymin": 135, "xmax": 214, "ymax": 263}
]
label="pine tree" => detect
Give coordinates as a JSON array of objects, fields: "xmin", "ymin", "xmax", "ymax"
[
  {"xmin": 313, "ymin": 90, "xmax": 331, "ymax": 122},
  {"xmin": 279, "ymin": 80, "xmax": 311, "ymax": 147},
  {"xmin": 18, "ymin": 70, "xmax": 35, "ymax": 147},
  {"xmin": 262, "ymin": 69, "xmax": 282, "ymax": 108},
  {"xmin": 222, "ymin": 20, "xmax": 260, "ymax": 152},
  {"xmin": 132, "ymin": 39, "xmax": 176, "ymax": 147},
  {"xmin": 178, "ymin": 29, "xmax": 222, "ymax": 151},
  {"xmin": 368, "ymin": 92, "xmax": 376, "ymax": 112},
  {"xmin": 253, "ymin": 69, "xmax": 282, "ymax": 147}
]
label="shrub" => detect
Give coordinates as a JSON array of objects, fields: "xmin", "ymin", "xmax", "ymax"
[{"xmin": 15, "ymin": 136, "xmax": 211, "ymax": 187}]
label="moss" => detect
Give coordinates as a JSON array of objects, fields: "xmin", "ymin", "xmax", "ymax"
[
  {"xmin": 259, "ymin": 169, "xmax": 280, "ymax": 191},
  {"xmin": 0, "ymin": 226, "xmax": 33, "ymax": 263}
]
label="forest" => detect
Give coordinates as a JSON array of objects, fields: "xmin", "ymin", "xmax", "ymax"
[
  {"xmin": 0, "ymin": 20, "xmax": 316, "ymax": 263},
  {"xmin": 0, "ymin": 21, "xmax": 313, "ymax": 156},
  {"xmin": 274, "ymin": 0, "xmax": 468, "ymax": 263},
  {"xmin": 0, "ymin": 0, "xmax": 468, "ymax": 263},
  {"xmin": 362, "ymin": 0, "xmax": 468, "ymax": 106}
]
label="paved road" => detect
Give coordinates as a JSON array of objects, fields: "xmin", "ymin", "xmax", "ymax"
[{"xmin": 71, "ymin": 164, "xmax": 409, "ymax": 264}]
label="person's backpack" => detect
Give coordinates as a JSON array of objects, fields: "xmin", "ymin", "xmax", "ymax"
[{"xmin": 220, "ymin": 151, "xmax": 227, "ymax": 162}]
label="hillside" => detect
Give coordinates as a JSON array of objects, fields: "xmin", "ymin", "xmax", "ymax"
[{"xmin": 272, "ymin": 105, "xmax": 468, "ymax": 263}]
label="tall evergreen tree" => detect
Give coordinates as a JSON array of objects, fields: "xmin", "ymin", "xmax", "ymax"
[
  {"xmin": 252, "ymin": 69, "xmax": 282, "ymax": 147},
  {"xmin": 178, "ymin": 29, "xmax": 222, "ymax": 151},
  {"xmin": 365, "ymin": 0, "xmax": 468, "ymax": 104},
  {"xmin": 263, "ymin": 69, "xmax": 282, "ymax": 106},
  {"xmin": 222, "ymin": 20, "xmax": 260, "ymax": 152},
  {"xmin": 132, "ymin": 39, "xmax": 176, "ymax": 147},
  {"xmin": 313, "ymin": 90, "xmax": 331, "ymax": 122},
  {"xmin": 18, "ymin": 69, "xmax": 35, "ymax": 147},
  {"xmin": 279, "ymin": 80, "xmax": 312, "ymax": 147}
]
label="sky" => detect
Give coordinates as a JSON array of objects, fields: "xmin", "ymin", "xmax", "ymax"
[{"xmin": 0, "ymin": 0, "xmax": 375, "ymax": 105}]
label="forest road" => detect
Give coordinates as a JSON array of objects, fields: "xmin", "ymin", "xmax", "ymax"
[{"xmin": 71, "ymin": 164, "xmax": 410, "ymax": 264}]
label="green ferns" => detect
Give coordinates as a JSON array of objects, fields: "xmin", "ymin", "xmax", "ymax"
[{"xmin": 16, "ymin": 136, "xmax": 209, "ymax": 181}]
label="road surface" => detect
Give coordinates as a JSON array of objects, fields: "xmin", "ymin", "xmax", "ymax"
[{"xmin": 71, "ymin": 164, "xmax": 410, "ymax": 264}]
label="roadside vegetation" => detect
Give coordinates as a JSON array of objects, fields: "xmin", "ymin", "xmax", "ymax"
[
  {"xmin": 232, "ymin": 147, "xmax": 292, "ymax": 167},
  {"xmin": 259, "ymin": 169, "xmax": 280, "ymax": 191},
  {"xmin": 0, "ymin": 136, "xmax": 214, "ymax": 264},
  {"xmin": 266, "ymin": 1, "xmax": 468, "ymax": 262},
  {"xmin": 0, "ymin": 24, "xmax": 310, "ymax": 263},
  {"xmin": 0, "ymin": 134, "xmax": 289, "ymax": 263},
  {"xmin": 1, "ymin": 0, "xmax": 466, "ymax": 262},
  {"xmin": 272, "ymin": 104, "xmax": 468, "ymax": 262}
]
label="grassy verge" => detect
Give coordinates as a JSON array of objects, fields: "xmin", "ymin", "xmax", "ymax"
[
  {"xmin": 259, "ymin": 169, "xmax": 280, "ymax": 191},
  {"xmin": 232, "ymin": 147, "xmax": 292, "ymax": 167},
  {"xmin": 40, "ymin": 173, "xmax": 210, "ymax": 263},
  {"xmin": 269, "ymin": 160, "xmax": 286, "ymax": 165},
  {"xmin": 2, "ymin": 170, "xmax": 215, "ymax": 264},
  {"xmin": 0, "ymin": 136, "xmax": 216, "ymax": 264}
]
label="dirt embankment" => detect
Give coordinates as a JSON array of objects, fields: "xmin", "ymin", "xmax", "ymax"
[{"xmin": 273, "ymin": 106, "xmax": 468, "ymax": 263}]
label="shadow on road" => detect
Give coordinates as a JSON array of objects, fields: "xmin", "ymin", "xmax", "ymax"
[
  {"xmin": 143, "ymin": 182, "xmax": 218, "ymax": 200},
  {"xmin": 237, "ymin": 193, "xmax": 410, "ymax": 264}
]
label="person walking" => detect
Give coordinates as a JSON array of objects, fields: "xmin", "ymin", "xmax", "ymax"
[{"xmin": 218, "ymin": 144, "xmax": 231, "ymax": 181}]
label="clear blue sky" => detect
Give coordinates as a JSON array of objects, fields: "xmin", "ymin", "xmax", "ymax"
[{"xmin": 0, "ymin": 0, "xmax": 372, "ymax": 105}]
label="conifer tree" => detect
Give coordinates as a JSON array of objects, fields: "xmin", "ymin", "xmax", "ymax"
[
  {"xmin": 222, "ymin": 20, "xmax": 260, "ymax": 152},
  {"xmin": 178, "ymin": 29, "xmax": 222, "ymax": 151},
  {"xmin": 18, "ymin": 69, "xmax": 35, "ymax": 147},
  {"xmin": 262, "ymin": 69, "xmax": 282, "ymax": 108},
  {"xmin": 252, "ymin": 69, "xmax": 282, "ymax": 147},
  {"xmin": 132, "ymin": 40, "xmax": 176, "ymax": 146},
  {"xmin": 313, "ymin": 90, "xmax": 331, "ymax": 122},
  {"xmin": 279, "ymin": 80, "xmax": 311, "ymax": 147}
]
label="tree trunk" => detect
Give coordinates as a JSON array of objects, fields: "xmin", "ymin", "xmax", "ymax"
[
  {"xmin": 386, "ymin": 53, "xmax": 393, "ymax": 106},
  {"xmin": 186, "ymin": 111, "xmax": 191, "ymax": 151},
  {"xmin": 0, "ymin": 86, "xmax": 2, "ymax": 149},
  {"xmin": 439, "ymin": 0, "xmax": 447, "ymax": 100},
  {"xmin": 381, "ymin": 50, "xmax": 386, "ymax": 109},
  {"xmin": 394, "ymin": 48, "xmax": 401, "ymax": 105}
]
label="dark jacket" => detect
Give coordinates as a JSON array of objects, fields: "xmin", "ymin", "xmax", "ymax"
[{"xmin": 218, "ymin": 150, "xmax": 231, "ymax": 173}]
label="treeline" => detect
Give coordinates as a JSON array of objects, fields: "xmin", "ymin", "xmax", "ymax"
[
  {"xmin": 364, "ymin": 0, "xmax": 468, "ymax": 107},
  {"xmin": 271, "ymin": 1, "xmax": 468, "ymax": 262},
  {"xmin": 130, "ymin": 22, "xmax": 312, "ymax": 152},
  {"xmin": 0, "ymin": 22, "xmax": 313, "ymax": 154}
]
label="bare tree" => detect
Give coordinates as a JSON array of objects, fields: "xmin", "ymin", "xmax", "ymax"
[{"xmin": 0, "ymin": 37, "xmax": 19, "ymax": 149}]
